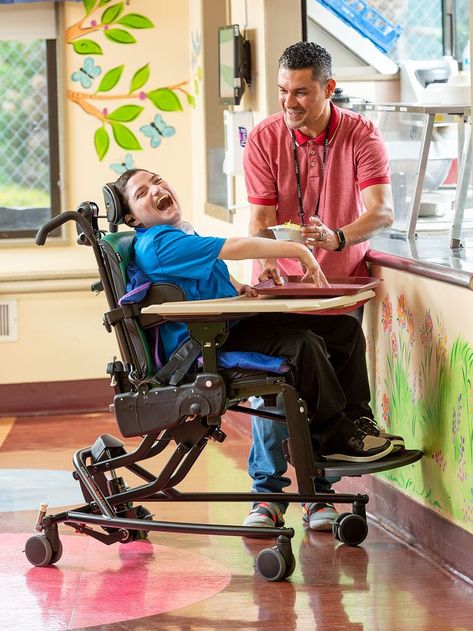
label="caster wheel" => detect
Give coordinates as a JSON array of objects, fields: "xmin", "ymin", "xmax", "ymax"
[
  {"xmin": 24, "ymin": 535, "xmax": 53, "ymax": 567},
  {"xmin": 332, "ymin": 512, "xmax": 368, "ymax": 547},
  {"xmin": 255, "ymin": 547, "xmax": 287, "ymax": 582},
  {"xmin": 50, "ymin": 538, "xmax": 63, "ymax": 564},
  {"xmin": 283, "ymin": 553, "xmax": 296, "ymax": 579},
  {"xmin": 119, "ymin": 529, "xmax": 136, "ymax": 544}
]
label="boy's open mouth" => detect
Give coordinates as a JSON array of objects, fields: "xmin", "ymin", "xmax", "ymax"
[{"xmin": 156, "ymin": 193, "xmax": 173, "ymax": 211}]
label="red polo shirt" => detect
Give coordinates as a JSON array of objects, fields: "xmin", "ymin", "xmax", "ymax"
[{"xmin": 243, "ymin": 103, "xmax": 390, "ymax": 279}]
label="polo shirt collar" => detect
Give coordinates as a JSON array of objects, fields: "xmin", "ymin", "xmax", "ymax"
[{"xmin": 292, "ymin": 101, "xmax": 340, "ymax": 146}]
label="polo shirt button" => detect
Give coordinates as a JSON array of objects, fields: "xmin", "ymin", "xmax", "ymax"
[
  {"xmin": 310, "ymin": 150, "xmax": 315, "ymax": 155},
  {"xmin": 310, "ymin": 161, "xmax": 316, "ymax": 166}
]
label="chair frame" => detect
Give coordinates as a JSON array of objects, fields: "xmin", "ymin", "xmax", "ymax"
[{"xmin": 25, "ymin": 202, "xmax": 423, "ymax": 581}]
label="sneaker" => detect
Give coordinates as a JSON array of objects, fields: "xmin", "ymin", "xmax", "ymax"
[
  {"xmin": 302, "ymin": 502, "xmax": 338, "ymax": 531},
  {"xmin": 322, "ymin": 428, "xmax": 393, "ymax": 463},
  {"xmin": 354, "ymin": 416, "xmax": 405, "ymax": 449},
  {"xmin": 243, "ymin": 502, "xmax": 285, "ymax": 528}
]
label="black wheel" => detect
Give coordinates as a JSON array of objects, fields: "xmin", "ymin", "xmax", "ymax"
[
  {"xmin": 255, "ymin": 547, "xmax": 287, "ymax": 581},
  {"xmin": 24, "ymin": 535, "xmax": 53, "ymax": 567},
  {"xmin": 332, "ymin": 512, "xmax": 351, "ymax": 542},
  {"xmin": 282, "ymin": 552, "xmax": 296, "ymax": 579},
  {"xmin": 332, "ymin": 513, "xmax": 368, "ymax": 547},
  {"xmin": 49, "ymin": 538, "xmax": 63, "ymax": 564}
]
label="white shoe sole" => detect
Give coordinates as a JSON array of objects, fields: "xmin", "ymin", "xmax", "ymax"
[
  {"xmin": 322, "ymin": 441, "xmax": 394, "ymax": 462},
  {"xmin": 381, "ymin": 434, "xmax": 405, "ymax": 448}
]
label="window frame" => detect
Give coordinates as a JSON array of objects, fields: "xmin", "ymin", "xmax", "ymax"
[{"xmin": 0, "ymin": 37, "xmax": 61, "ymax": 240}]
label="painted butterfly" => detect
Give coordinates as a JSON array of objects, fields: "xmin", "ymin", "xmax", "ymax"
[
  {"xmin": 71, "ymin": 57, "xmax": 101, "ymax": 89},
  {"xmin": 139, "ymin": 114, "xmax": 176, "ymax": 148}
]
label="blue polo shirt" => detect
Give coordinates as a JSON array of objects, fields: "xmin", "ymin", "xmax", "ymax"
[{"xmin": 134, "ymin": 225, "xmax": 237, "ymax": 362}]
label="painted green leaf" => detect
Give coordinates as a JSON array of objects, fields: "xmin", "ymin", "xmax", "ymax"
[
  {"xmin": 187, "ymin": 93, "xmax": 195, "ymax": 108},
  {"xmin": 72, "ymin": 39, "xmax": 103, "ymax": 55},
  {"xmin": 83, "ymin": 0, "xmax": 97, "ymax": 15},
  {"xmin": 101, "ymin": 2, "xmax": 124, "ymax": 25},
  {"xmin": 110, "ymin": 122, "xmax": 142, "ymax": 150},
  {"xmin": 147, "ymin": 88, "xmax": 182, "ymax": 112},
  {"xmin": 194, "ymin": 79, "xmax": 199, "ymax": 95},
  {"xmin": 98, "ymin": 0, "xmax": 113, "ymax": 6},
  {"xmin": 94, "ymin": 126, "xmax": 110, "ymax": 161},
  {"xmin": 107, "ymin": 105, "xmax": 143, "ymax": 122},
  {"xmin": 96, "ymin": 65, "xmax": 124, "ymax": 92},
  {"xmin": 104, "ymin": 28, "xmax": 136, "ymax": 44},
  {"xmin": 116, "ymin": 14, "xmax": 154, "ymax": 29},
  {"xmin": 129, "ymin": 64, "xmax": 150, "ymax": 93},
  {"xmin": 197, "ymin": 66, "xmax": 203, "ymax": 80}
]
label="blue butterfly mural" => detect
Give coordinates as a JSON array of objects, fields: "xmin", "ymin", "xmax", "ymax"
[
  {"xmin": 71, "ymin": 57, "xmax": 102, "ymax": 89},
  {"xmin": 109, "ymin": 153, "xmax": 135, "ymax": 175},
  {"xmin": 139, "ymin": 115, "xmax": 176, "ymax": 148}
]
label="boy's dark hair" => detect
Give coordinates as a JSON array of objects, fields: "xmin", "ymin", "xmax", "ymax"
[
  {"xmin": 279, "ymin": 41, "xmax": 332, "ymax": 83},
  {"xmin": 114, "ymin": 168, "xmax": 150, "ymax": 225}
]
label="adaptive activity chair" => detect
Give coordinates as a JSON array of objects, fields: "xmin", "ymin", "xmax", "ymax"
[{"xmin": 24, "ymin": 188, "xmax": 423, "ymax": 581}]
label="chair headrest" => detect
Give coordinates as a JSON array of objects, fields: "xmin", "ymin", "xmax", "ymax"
[{"xmin": 102, "ymin": 182, "xmax": 125, "ymax": 225}]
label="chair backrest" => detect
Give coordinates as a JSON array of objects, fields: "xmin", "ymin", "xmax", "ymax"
[{"xmin": 99, "ymin": 231, "xmax": 155, "ymax": 381}]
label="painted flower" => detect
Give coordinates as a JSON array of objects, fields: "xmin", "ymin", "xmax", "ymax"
[
  {"xmin": 407, "ymin": 311, "xmax": 415, "ymax": 345},
  {"xmin": 437, "ymin": 322, "xmax": 448, "ymax": 362},
  {"xmin": 420, "ymin": 311, "xmax": 433, "ymax": 346},
  {"xmin": 381, "ymin": 295, "xmax": 393, "ymax": 332},
  {"xmin": 432, "ymin": 449, "xmax": 446, "ymax": 472},
  {"xmin": 390, "ymin": 332, "xmax": 398, "ymax": 357},
  {"xmin": 382, "ymin": 392, "xmax": 390, "ymax": 424},
  {"xmin": 397, "ymin": 294, "xmax": 408, "ymax": 329}
]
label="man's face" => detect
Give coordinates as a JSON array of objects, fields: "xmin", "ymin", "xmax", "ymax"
[
  {"xmin": 278, "ymin": 67, "xmax": 334, "ymax": 132},
  {"xmin": 125, "ymin": 170, "xmax": 182, "ymax": 229}
]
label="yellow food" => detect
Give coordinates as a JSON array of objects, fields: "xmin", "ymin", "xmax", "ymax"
[{"xmin": 282, "ymin": 222, "xmax": 301, "ymax": 230}]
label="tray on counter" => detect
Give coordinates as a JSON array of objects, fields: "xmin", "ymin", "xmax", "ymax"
[{"xmin": 253, "ymin": 276, "xmax": 381, "ymax": 297}]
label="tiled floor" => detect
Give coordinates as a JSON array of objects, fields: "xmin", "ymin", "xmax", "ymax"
[{"xmin": 1, "ymin": 412, "xmax": 473, "ymax": 631}]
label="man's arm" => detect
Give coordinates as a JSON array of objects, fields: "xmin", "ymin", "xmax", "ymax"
[{"xmin": 301, "ymin": 183, "xmax": 394, "ymax": 251}]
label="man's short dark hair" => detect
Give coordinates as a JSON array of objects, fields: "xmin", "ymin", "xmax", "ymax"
[{"xmin": 279, "ymin": 41, "xmax": 332, "ymax": 83}]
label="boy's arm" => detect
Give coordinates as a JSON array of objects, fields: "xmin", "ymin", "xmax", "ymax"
[
  {"xmin": 219, "ymin": 237, "xmax": 329, "ymax": 287},
  {"xmin": 249, "ymin": 203, "xmax": 281, "ymax": 284}
]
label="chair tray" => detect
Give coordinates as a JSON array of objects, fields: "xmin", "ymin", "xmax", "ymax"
[{"xmin": 254, "ymin": 276, "xmax": 381, "ymax": 297}]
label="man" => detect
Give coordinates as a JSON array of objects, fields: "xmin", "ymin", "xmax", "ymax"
[
  {"xmin": 243, "ymin": 41, "xmax": 399, "ymax": 531},
  {"xmin": 112, "ymin": 167, "xmax": 394, "ymax": 470}
]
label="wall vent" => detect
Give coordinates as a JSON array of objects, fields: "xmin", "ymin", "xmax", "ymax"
[{"xmin": 0, "ymin": 300, "xmax": 18, "ymax": 342}]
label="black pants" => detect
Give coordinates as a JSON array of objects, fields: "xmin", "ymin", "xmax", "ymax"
[{"xmin": 223, "ymin": 313, "xmax": 372, "ymax": 450}]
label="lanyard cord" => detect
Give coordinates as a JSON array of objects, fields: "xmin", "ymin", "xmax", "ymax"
[{"xmin": 291, "ymin": 120, "xmax": 330, "ymax": 225}]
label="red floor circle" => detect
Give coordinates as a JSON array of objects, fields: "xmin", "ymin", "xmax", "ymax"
[{"xmin": 2, "ymin": 533, "xmax": 231, "ymax": 629}]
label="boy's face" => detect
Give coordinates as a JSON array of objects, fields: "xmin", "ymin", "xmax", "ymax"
[{"xmin": 125, "ymin": 170, "xmax": 182, "ymax": 228}]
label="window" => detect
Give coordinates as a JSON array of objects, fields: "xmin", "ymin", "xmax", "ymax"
[
  {"xmin": 361, "ymin": 0, "xmax": 469, "ymax": 64},
  {"xmin": 0, "ymin": 3, "xmax": 60, "ymax": 240}
]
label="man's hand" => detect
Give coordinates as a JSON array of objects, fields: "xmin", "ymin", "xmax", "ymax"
[{"xmin": 301, "ymin": 216, "xmax": 339, "ymax": 251}]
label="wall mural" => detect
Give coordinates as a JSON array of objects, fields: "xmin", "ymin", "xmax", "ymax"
[
  {"xmin": 66, "ymin": 0, "xmax": 202, "ymax": 169},
  {"xmin": 368, "ymin": 289, "xmax": 473, "ymax": 533}
]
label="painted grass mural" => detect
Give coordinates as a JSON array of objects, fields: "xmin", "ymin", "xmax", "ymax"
[{"xmin": 370, "ymin": 291, "xmax": 473, "ymax": 532}]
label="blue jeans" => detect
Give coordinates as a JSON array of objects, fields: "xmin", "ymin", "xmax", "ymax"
[{"xmin": 248, "ymin": 395, "xmax": 340, "ymax": 511}]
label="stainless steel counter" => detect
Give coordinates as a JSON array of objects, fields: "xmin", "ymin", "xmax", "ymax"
[{"xmin": 368, "ymin": 233, "xmax": 473, "ymax": 290}]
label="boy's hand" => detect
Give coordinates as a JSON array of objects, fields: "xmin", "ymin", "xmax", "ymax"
[
  {"xmin": 239, "ymin": 284, "xmax": 259, "ymax": 297},
  {"xmin": 258, "ymin": 260, "xmax": 282, "ymax": 285},
  {"xmin": 300, "ymin": 264, "xmax": 330, "ymax": 287}
]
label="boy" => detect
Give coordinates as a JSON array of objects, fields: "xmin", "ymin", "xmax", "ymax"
[{"xmin": 113, "ymin": 168, "xmax": 393, "ymax": 466}]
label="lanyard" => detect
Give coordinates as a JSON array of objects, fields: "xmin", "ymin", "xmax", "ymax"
[{"xmin": 291, "ymin": 120, "xmax": 330, "ymax": 225}]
